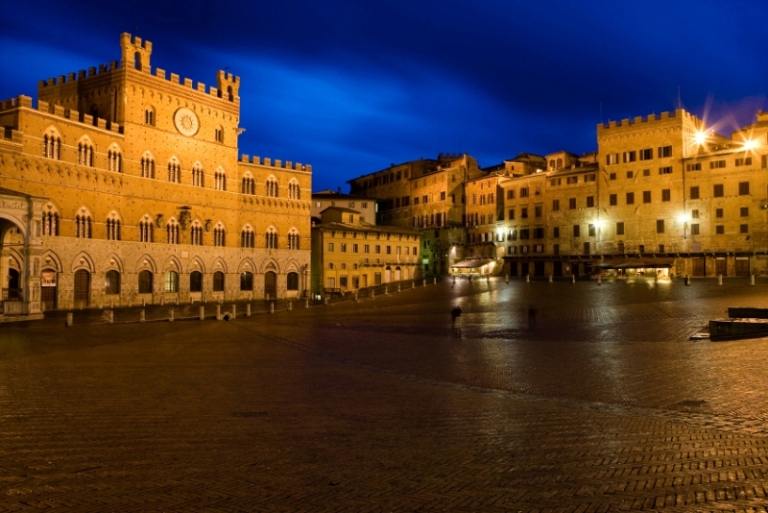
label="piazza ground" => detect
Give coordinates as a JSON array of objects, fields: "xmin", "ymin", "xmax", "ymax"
[{"xmin": 2, "ymin": 277, "xmax": 768, "ymax": 512}]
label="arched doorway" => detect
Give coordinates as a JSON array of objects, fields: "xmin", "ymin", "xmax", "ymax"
[
  {"xmin": 385, "ymin": 266, "xmax": 391, "ymax": 283},
  {"xmin": 6, "ymin": 269, "xmax": 20, "ymax": 299},
  {"xmin": 394, "ymin": 266, "xmax": 401, "ymax": 281},
  {"xmin": 74, "ymin": 269, "xmax": 90, "ymax": 308},
  {"xmin": 264, "ymin": 271, "xmax": 277, "ymax": 299},
  {"xmin": 41, "ymin": 268, "xmax": 57, "ymax": 310}
]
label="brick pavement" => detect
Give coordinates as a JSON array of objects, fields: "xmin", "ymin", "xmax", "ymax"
[{"xmin": 1, "ymin": 277, "xmax": 768, "ymax": 511}]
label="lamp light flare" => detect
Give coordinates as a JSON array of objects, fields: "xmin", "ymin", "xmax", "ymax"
[
  {"xmin": 693, "ymin": 130, "xmax": 708, "ymax": 145},
  {"xmin": 743, "ymin": 139, "xmax": 760, "ymax": 151}
]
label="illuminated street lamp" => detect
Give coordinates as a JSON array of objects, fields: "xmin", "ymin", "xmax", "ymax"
[{"xmin": 678, "ymin": 213, "xmax": 690, "ymax": 239}]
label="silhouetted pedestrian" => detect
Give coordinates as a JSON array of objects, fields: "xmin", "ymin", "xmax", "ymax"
[{"xmin": 451, "ymin": 306, "xmax": 463, "ymax": 336}]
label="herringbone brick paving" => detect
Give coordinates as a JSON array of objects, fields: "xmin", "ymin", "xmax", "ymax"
[{"xmin": 2, "ymin": 277, "xmax": 768, "ymax": 511}]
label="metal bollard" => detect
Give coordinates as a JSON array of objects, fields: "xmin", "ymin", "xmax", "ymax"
[
  {"xmin": 169, "ymin": 308, "xmax": 174, "ymax": 322},
  {"xmin": 140, "ymin": 309, "xmax": 145, "ymax": 323},
  {"xmin": 199, "ymin": 305, "xmax": 205, "ymax": 320},
  {"xmin": 718, "ymin": 274, "xmax": 723, "ymax": 285},
  {"xmin": 66, "ymin": 312, "xmax": 74, "ymax": 327},
  {"xmin": 246, "ymin": 303, "xmax": 252, "ymax": 317}
]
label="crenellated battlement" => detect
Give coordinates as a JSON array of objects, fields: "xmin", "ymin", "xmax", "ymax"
[
  {"xmin": 598, "ymin": 109, "xmax": 702, "ymax": 132},
  {"xmin": 0, "ymin": 95, "xmax": 123, "ymax": 134},
  {"xmin": 239, "ymin": 154, "xmax": 312, "ymax": 173},
  {"xmin": 39, "ymin": 61, "xmax": 120, "ymax": 89}
]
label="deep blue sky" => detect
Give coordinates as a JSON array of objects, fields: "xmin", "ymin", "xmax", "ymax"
[{"xmin": 2, "ymin": 1, "xmax": 767, "ymax": 191}]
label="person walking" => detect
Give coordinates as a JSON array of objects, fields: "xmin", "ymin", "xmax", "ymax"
[{"xmin": 451, "ymin": 305, "xmax": 463, "ymax": 336}]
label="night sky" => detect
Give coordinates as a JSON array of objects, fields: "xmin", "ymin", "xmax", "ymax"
[{"xmin": 2, "ymin": 1, "xmax": 767, "ymax": 191}]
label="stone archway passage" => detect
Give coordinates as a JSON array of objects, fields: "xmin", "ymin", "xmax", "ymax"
[
  {"xmin": 74, "ymin": 269, "xmax": 90, "ymax": 308},
  {"xmin": 41, "ymin": 268, "xmax": 57, "ymax": 310},
  {"xmin": 264, "ymin": 271, "xmax": 277, "ymax": 299}
]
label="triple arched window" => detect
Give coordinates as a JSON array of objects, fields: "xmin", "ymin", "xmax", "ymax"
[
  {"xmin": 43, "ymin": 133, "xmax": 62, "ymax": 160},
  {"xmin": 168, "ymin": 157, "xmax": 181, "ymax": 183},
  {"xmin": 78, "ymin": 140, "xmax": 94, "ymax": 167},
  {"xmin": 288, "ymin": 228, "xmax": 300, "ymax": 249},
  {"xmin": 265, "ymin": 227, "xmax": 278, "ymax": 249},
  {"xmin": 288, "ymin": 179, "xmax": 300, "ymax": 200},
  {"xmin": 215, "ymin": 168, "xmax": 227, "ymax": 191},
  {"xmin": 141, "ymin": 152, "xmax": 156, "ymax": 179},
  {"xmin": 213, "ymin": 224, "xmax": 226, "ymax": 247},
  {"xmin": 242, "ymin": 174, "xmax": 255, "ymax": 195},
  {"xmin": 75, "ymin": 212, "xmax": 92, "ymax": 238},
  {"xmin": 190, "ymin": 221, "xmax": 203, "ymax": 245},
  {"xmin": 266, "ymin": 177, "xmax": 279, "ymax": 197},
  {"xmin": 42, "ymin": 205, "xmax": 59, "ymax": 236},
  {"xmin": 192, "ymin": 163, "xmax": 204, "ymax": 187},
  {"xmin": 106, "ymin": 212, "xmax": 121, "ymax": 241},
  {"xmin": 107, "ymin": 145, "xmax": 122, "ymax": 172},
  {"xmin": 139, "ymin": 216, "xmax": 154, "ymax": 242},
  {"xmin": 241, "ymin": 225, "xmax": 255, "ymax": 248},
  {"xmin": 166, "ymin": 219, "xmax": 180, "ymax": 244}
]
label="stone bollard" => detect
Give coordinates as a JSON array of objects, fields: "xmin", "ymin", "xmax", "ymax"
[
  {"xmin": 288, "ymin": 301, "xmax": 293, "ymax": 311},
  {"xmin": 526, "ymin": 274, "xmax": 530, "ymax": 283},
  {"xmin": 597, "ymin": 275, "xmax": 602, "ymax": 286},
  {"xmin": 371, "ymin": 290, "xmax": 376, "ymax": 299},
  {"xmin": 549, "ymin": 274, "xmax": 553, "ymax": 283},
  {"xmin": 324, "ymin": 296, "xmax": 329, "ymax": 305},
  {"xmin": 216, "ymin": 304, "xmax": 222, "ymax": 321},
  {"xmin": 572, "ymin": 274, "xmax": 576, "ymax": 284},
  {"xmin": 305, "ymin": 298, "xmax": 309, "ymax": 309},
  {"xmin": 422, "ymin": 278, "xmax": 426, "ymax": 287},
  {"xmin": 199, "ymin": 305, "xmax": 205, "ymax": 320},
  {"xmin": 433, "ymin": 277, "xmax": 437, "ymax": 285},
  {"xmin": 398, "ymin": 283, "xmax": 401, "ymax": 293},
  {"xmin": 506, "ymin": 274, "xmax": 509, "ymax": 284},
  {"xmin": 355, "ymin": 290, "xmax": 359, "ymax": 302},
  {"xmin": 107, "ymin": 310, "xmax": 114, "ymax": 324},
  {"xmin": 685, "ymin": 275, "xmax": 690, "ymax": 286},
  {"xmin": 246, "ymin": 303, "xmax": 251, "ymax": 317},
  {"xmin": 718, "ymin": 274, "xmax": 723, "ymax": 285},
  {"xmin": 142, "ymin": 298, "xmax": 146, "ymax": 307},
  {"xmin": 140, "ymin": 309, "xmax": 145, "ymax": 323},
  {"xmin": 160, "ymin": 296, "xmax": 164, "ymax": 306},
  {"xmin": 169, "ymin": 308, "xmax": 174, "ymax": 322},
  {"xmin": 232, "ymin": 304, "xmax": 237, "ymax": 320},
  {"xmin": 751, "ymin": 274, "xmax": 756, "ymax": 286},
  {"xmin": 66, "ymin": 312, "xmax": 74, "ymax": 327},
  {"xmin": 270, "ymin": 301, "xmax": 275, "ymax": 314}
]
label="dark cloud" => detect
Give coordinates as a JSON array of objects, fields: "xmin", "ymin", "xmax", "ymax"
[{"xmin": 2, "ymin": 0, "xmax": 767, "ymax": 190}]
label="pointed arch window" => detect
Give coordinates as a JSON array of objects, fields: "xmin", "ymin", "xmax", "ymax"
[
  {"xmin": 190, "ymin": 221, "xmax": 203, "ymax": 245},
  {"xmin": 42, "ymin": 205, "xmax": 59, "ymax": 236},
  {"xmin": 168, "ymin": 158, "xmax": 181, "ymax": 183},
  {"xmin": 141, "ymin": 152, "xmax": 156, "ymax": 179},
  {"xmin": 75, "ymin": 212, "xmax": 92, "ymax": 238},
  {"xmin": 288, "ymin": 179, "xmax": 300, "ymax": 200},
  {"xmin": 166, "ymin": 219, "xmax": 180, "ymax": 244},
  {"xmin": 242, "ymin": 174, "xmax": 255, "ymax": 195},
  {"xmin": 106, "ymin": 212, "xmax": 121, "ymax": 241},
  {"xmin": 215, "ymin": 168, "xmax": 227, "ymax": 191},
  {"xmin": 213, "ymin": 223, "xmax": 226, "ymax": 247},
  {"xmin": 139, "ymin": 216, "xmax": 154, "ymax": 242},
  {"xmin": 43, "ymin": 132, "xmax": 62, "ymax": 160},
  {"xmin": 241, "ymin": 225, "xmax": 255, "ymax": 248},
  {"xmin": 78, "ymin": 140, "xmax": 94, "ymax": 167},
  {"xmin": 144, "ymin": 107, "xmax": 155, "ymax": 126},
  {"xmin": 265, "ymin": 227, "xmax": 278, "ymax": 249},
  {"xmin": 266, "ymin": 177, "xmax": 279, "ymax": 197},
  {"xmin": 192, "ymin": 163, "xmax": 204, "ymax": 187},
  {"xmin": 288, "ymin": 228, "xmax": 300, "ymax": 249}
]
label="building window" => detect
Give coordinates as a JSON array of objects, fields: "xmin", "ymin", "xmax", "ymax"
[
  {"xmin": 75, "ymin": 214, "xmax": 92, "ymax": 238},
  {"xmin": 617, "ymin": 241, "xmax": 625, "ymax": 253},
  {"xmin": 658, "ymin": 146, "xmax": 672, "ymax": 158},
  {"xmin": 735, "ymin": 157, "xmax": 752, "ymax": 167},
  {"xmin": 662, "ymin": 189, "xmax": 671, "ymax": 201},
  {"xmin": 145, "ymin": 108, "xmax": 155, "ymax": 125},
  {"xmin": 165, "ymin": 271, "xmax": 179, "ymax": 293},
  {"xmin": 552, "ymin": 199, "xmax": 560, "ymax": 211},
  {"xmin": 107, "ymin": 148, "xmax": 122, "ymax": 172},
  {"xmin": 686, "ymin": 163, "xmax": 702, "ymax": 171},
  {"xmin": 586, "ymin": 196, "xmax": 594, "ymax": 208},
  {"xmin": 213, "ymin": 226, "xmax": 226, "ymax": 247},
  {"xmin": 288, "ymin": 229, "xmax": 300, "ymax": 250},
  {"xmin": 215, "ymin": 127, "xmax": 224, "ymax": 143},
  {"xmin": 690, "ymin": 186, "xmax": 699, "ymax": 199},
  {"xmin": 77, "ymin": 142, "xmax": 94, "ymax": 167},
  {"xmin": 659, "ymin": 166, "xmax": 672, "ymax": 175},
  {"xmin": 606, "ymin": 153, "xmax": 619, "ymax": 165},
  {"xmin": 141, "ymin": 154, "xmax": 156, "ymax": 178},
  {"xmin": 242, "ymin": 176, "xmax": 255, "ymax": 195},
  {"xmin": 190, "ymin": 271, "xmax": 202, "ymax": 292},
  {"xmin": 508, "ymin": 209, "xmax": 515, "ymax": 220},
  {"xmin": 166, "ymin": 220, "xmax": 180, "ymax": 244},
  {"xmin": 138, "ymin": 270, "xmax": 153, "ymax": 294},
  {"xmin": 639, "ymin": 148, "xmax": 653, "ymax": 160},
  {"xmin": 656, "ymin": 219, "xmax": 665, "ymax": 233},
  {"xmin": 566, "ymin": 176, "xmax": 578, "ymax": 185},
  {"xmin": 740, "ymin": 207, "xmax": 749, "ymax": 217},
  {"xmin": 716, "ymin": 225, "xmax": 725, "ymax": 235},
  {"xmin": 691, "ymin": 209, "xmax": 699, "ymax": 219},
  {"xmin": 191, "ymin": 224, "xmax": 204, "ymax": 245},
  {"xmin": 588, "ymin": 224, "xmax": 596, "ymax": 237},
  {"xmin": 287, "ymin": 272, "xmax": 299, "ymax": 291},
  {"xmin": 168, "ymin": 158, "xmax": 182, "ymax": 183},
  {"xmin": 658, "ymin": 244, "xmax": 665, "ymax": 253},
  {"xmin": 214, "ymin": 169, "xmax": 227, "ymax": 191},
  {"xmin": 739, "ymin": 181, "xmax": 750, "ymax": 195},
  {"xmin": 626, "ymin": 192, "xmax": 634, "ymax": 205},
  {"xmin": 609, "ymin": 172, "xmax": 616, "ymax": 180},
  {"xmin": 616, "ymin": 222, "xmax": 624, "ymax": 236},
  {"xmin": 623, "ymin": 151, "xmax": 636, "ymax": 163},
  {"xmin": 553, "ymin": 227, "xmax": 560, "ymax": 238},
  {"xmin": 213, "ymin": 271, "xmax": 225, "ymax": 292},
  {"xmin": 740, "ymin": 224, "xmax": 749, "ymax": 234},
  {"xmin": 42, "ymin": 211, "xmax": 59, "ymax": 236},
  {"xmin": 341, "ymin": 243, "xmax": 347, "ymax": 253},
  {"xmin": 266, "ymin": 177, "xmax": 279, "ymax": 197},
  {"xmin": 568, "ymin": 198, "xmax": 576, "ymax": 209},
  {"xmin": 643, "ymin": 191, "xmax": 651, "ymax": 203},
  {"xmin": 691, "ymin": 224, "xmax": 700, "ymax": 235},
  {"xmin": 521, "ymin": 207, "xmax": 528, "ymax": 219},
  {"xmin": 288, "ymin": 180, "xmax": 301, "ymax": 200},
  {"xmin": 626, "ymin": 171, "xmax": 633, "ymax": 179},
  {"xmin": 106, "ymin": 217, "xmax": 121, "ymax": 241},
  {"xmin": 105, "ymin": 270, "xmax": 121, "ymax": 295},
  {"xmin": 43, "ymin": 133, "xmax": 62, "ymax": 160},
  {"xmin": 240, "ymin": 271, "xmax": 253, "ymax": 291},
  {"xmin": 710, "ymin": 160, "xmax": 726, "ymax": 169},
  {"xmin": 716, "ymin": 208, "xmax": 724, "ymax": 218},
  {"xmin": 643, "ymin": 169, "xmax": 650, "ymax": 177},
  {"xmin": 241, "ymin": 227, "xmax": 255, "ymax": 248},
  {"xmin": 266, "ymin": 228, "xmax": 278, "ymax": 249},
  {"xmin": 507, "ymin": 189, "xmax": 515, "ymax": 199},
  {"xmin": 192, "ymin": 164, "xmax": 204, "ymax": 187},
  {"xmin": 520, "ymin": 187, "xmax": 529, "ymax": 198},
  {"xmin": 609, "ymin": 194, "xmax": 617, "ymax": 206},
  {"xmin": 573, "ymin": 225, "xmax": 580, "ymax": 237},
  {"xmin": 534, "ymin": 205, "xmax": 542, "ymax": 217},
  {"xmin": 139, "ymin": 219, "xmax": 154, "ymax": 242}
]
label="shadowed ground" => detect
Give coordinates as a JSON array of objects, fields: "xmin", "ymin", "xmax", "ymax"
[{"xmin": 1, "ymin": 277, "xmax": 768, "ymax": 512}]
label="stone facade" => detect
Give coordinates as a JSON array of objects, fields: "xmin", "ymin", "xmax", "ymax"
[{"xmin": 0, "ymin": 33, "xmax": 311, "ymax": 315}]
